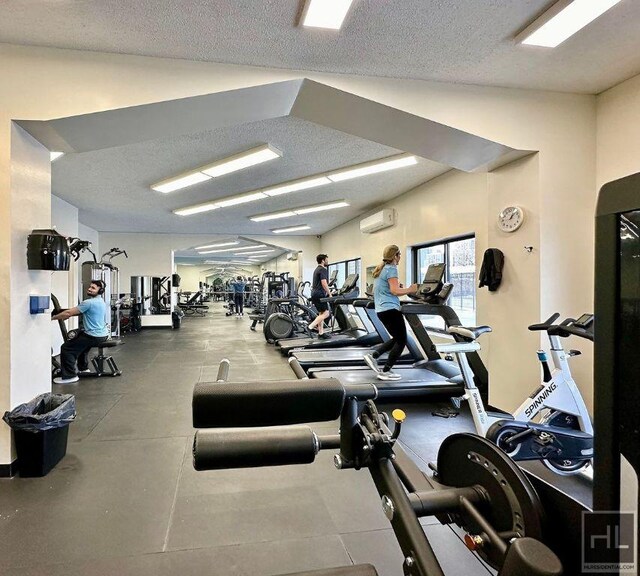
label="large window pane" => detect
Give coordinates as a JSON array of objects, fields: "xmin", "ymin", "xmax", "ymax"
[
  {"xmin": 447, "ymin": 238, "xmax": 476, "ymax": 325},
  {"xmin": 412, "ymin": 236, "xmax": 476, "ymax": 326},
  {"xmin": 416, "ymin": 244, "xmax": 445, "ymax": 282}
]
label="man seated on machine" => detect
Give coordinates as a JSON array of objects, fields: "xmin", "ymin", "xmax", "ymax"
[{"xmin": 51, "ymin": 280, "xmax": 109, "ymax": 384}]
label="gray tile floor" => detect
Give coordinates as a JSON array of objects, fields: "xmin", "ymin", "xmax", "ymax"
[{"xmin": 2, "ymin": 303, "xmax": 561, "ymax": 576}]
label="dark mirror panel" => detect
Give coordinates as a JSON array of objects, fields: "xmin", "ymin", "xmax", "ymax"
[{"xmin": 618, "ymin": 211, "xmax": 640, "ymax": 475}]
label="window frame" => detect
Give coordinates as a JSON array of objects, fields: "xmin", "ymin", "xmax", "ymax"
[
  {"xmin": 328, "ymin": 258, "xmax": 361, "ymax": 288},
  {"xmin": 411, "ymin": 233, "xmax": 476, "ymax": 323}
]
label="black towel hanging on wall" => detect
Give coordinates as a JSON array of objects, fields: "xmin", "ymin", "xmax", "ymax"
[{"xmin": 478, "ymin": 248, "xmax": 504, "ymax": 292}]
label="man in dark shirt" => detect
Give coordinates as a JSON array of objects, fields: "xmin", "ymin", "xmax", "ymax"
[{"xmin": 307, "ymin": 254, "xmax": 332, "ymax": 339}]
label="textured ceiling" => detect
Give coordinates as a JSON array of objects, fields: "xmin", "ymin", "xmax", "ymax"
[
  {"xmin": 1, "ymin": 0, "xmax": 639, "ymax": 93},
  {"xmin": 27, "ymin": 80, "xmax": 528, "ymax": 243},
  {"xmin": 51, "ymin": 115, "xmax": 449, "ymax": 235}
]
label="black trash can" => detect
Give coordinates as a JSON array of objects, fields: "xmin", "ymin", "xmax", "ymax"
[
  {"xmin": 3, "ymin": 393, "xmax": 76, "ymax": 477},
  {"xmin": 172, "ymin": 309, "xmax": 183, "ymax": 330}
]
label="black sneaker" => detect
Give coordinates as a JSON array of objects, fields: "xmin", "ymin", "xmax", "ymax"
[{"xmin": 318, "ymin": 333, "xmax": 331, "ymax": 340}]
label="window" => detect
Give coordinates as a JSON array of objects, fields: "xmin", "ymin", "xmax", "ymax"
[
  {"xmin": 412, "ymin": 235, "xmax": 476, "ymax": 325},
  {"xmin": 328, "ymin": 258, "xmax": 361, "ymax": 289}
]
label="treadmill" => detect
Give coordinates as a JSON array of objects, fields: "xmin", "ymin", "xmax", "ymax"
[
  {"xmin": 303, "ymin": 264, "xmax": 487, "ymax": 399},
  {"xmin": 290, "ymin": 298, "xmax": 426, "ymax": 369},
  {"xmin": 276, "ymin": 274, "xmax": 382, "ymax": 353}
]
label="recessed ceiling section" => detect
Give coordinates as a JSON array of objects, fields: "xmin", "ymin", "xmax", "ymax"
[
  {"xmin": 1, "ymin": 1, "xmax": 639, "ymax": 93},
  {"xmin": 19, "ymin": 79, "xmax": 532, "ymax": 235}
]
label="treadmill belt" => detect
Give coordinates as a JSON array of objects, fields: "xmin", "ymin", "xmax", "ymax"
[{"xmin": 310, "ymin": 368, "xmax": 461, "ymax": 398}]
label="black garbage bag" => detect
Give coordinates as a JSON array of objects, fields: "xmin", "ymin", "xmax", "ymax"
[{"xmin": 3, "ymin": 393, "xmax": 76, "ymax": 433}]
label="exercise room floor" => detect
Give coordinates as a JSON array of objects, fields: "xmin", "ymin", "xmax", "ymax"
[{"xmin": 0, "ymin": 304, "xmax": 587, "ymax": 576}]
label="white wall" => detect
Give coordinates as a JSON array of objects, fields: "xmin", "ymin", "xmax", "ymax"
[
  {"xmin": 3, "ymin": 124, "xmax": 52, "ymax": 463},
  {"xmin": 50, "ymin": 195, "xmax": 79, "ymax": 353},
  {"xmin": 0, "ymin": 43, "xmax": 599, "ymax": 464},
  {"xmin": 99, "ymin": 232, "xmax": 319, "ymax": 291}
]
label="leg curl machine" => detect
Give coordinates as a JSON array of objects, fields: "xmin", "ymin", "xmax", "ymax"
[{"xmin": 191, "ymin": 359, "xmax": 563, "ymax": 576}]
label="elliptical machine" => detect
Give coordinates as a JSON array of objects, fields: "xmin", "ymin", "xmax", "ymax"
[{"xmin": 443, "ymin": 313, "xmax": 594, "ymax": 475}]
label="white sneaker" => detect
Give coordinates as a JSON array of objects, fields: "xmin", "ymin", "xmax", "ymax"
[
  {"xmin": 53, "ymin": 376, "xmax": 80, "ymax": 384},
  {"xmin": 363, "ymin": 353, "xmax": 380, "ymax": 373},
  {"xmin": 377, "ymin": 371, "xmax": 402, "ymax": 381},
  {"xmin": 79, "ymin": 369, "xmax": 92, "ymax": 374}
]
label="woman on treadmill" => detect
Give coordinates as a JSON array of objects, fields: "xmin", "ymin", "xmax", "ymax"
[{"xmin": 364, "ymin": 245, "xmax": 418, "ymax": 381}]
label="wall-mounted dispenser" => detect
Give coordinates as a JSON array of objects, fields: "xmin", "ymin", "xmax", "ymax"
[
  {"xmin": 29, "ymin": 295, "xmax": 50, "ymax": 315},
  {"xmin": 27, "ymin": 229, "xmax": 70, "ymax": 271}
]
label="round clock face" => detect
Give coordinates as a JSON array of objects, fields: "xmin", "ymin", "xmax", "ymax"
[{"xmin": 498, "ymin": 206, "xmax": 525, "ymax": 232}]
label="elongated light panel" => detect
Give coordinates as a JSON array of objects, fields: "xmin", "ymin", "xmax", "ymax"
[
  {"xmin": 201, "ymin": 145, "xmax": 282, "ymax": 177},
  {"xmin": 521, "ymin": 0, "xmax": 623, "ymax": 48},
  {"xmin": 302, "ymin": 0, "xmax": 354, "ymax": 29},
  {"xmin": 272, "ymin": 225, "xmax": 311, "ymax": 234}
]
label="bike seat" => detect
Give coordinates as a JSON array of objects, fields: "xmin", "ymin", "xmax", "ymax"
[{"xmin": 447, "ymin": 325, "xmax": 492, "ymax": 341}]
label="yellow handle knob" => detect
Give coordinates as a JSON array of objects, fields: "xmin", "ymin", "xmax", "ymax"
[{"xmin": 392, "ymin": 409, "xmax": 406, "ymax": 423}]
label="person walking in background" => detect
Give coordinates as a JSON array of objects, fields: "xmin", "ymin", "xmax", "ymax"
[
  {"xmin": 364, "ymin": 245, "xmax": 418, "ymax": 381},
  {"xmin": 306, "ymin": 254, "xmax": 332, "ymax": 339},
  {"xmin": 230, "ymin": 276, "xmax": 247, "ymax": 316}
]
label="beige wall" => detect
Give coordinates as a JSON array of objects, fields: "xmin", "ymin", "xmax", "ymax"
[
  {"xmin": 321, "ymin": 158, "xmax": 548, "ymax": 409},
  {"xmin": 597, "ymin": 73, "xmax": 640, "ymax": 187},
  {"xmin": 0, "ymin": 43, "xmax": 601, "ymax": 462},
  {"xmin": 262, "ymin": 253, "xmax": 302, "ymax": 282}
]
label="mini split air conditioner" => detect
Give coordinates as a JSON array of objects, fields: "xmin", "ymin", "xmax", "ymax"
[
  {"xmin": 360, "ymin": 209, "xmax": 395, "ymax": 234},
  {"xmin": 286, "ymin": 252, "xmax": 299, "ymax": 261}
]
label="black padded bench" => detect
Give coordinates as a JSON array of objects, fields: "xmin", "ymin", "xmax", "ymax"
[{"xmin": 79, "ymin": 339, "xmax": 123, "ymax": 378}]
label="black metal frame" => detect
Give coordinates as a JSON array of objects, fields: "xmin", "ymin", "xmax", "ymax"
[
  {"xmin": 594, "ymin": 172, "xmax": 640, "ymax": 517},
  {"xmin": 410, "ymin": 233, "xmax": 475, "ymax": 284}
]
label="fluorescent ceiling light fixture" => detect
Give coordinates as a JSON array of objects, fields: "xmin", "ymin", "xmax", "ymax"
[
  {"xmin": 173, "ymin": 201, "xmax": 220, "ymax": 216},
  {"xmin": 152, "ymin": 144, "xmax": 281, "ymax": 193},
  {"xmin": 234, "ymin": 244, "xmax": 267, "ymax": 251},
  {"xmin": 172, "ymin": 153, "xmax": 417, "ymax": 216},
  {"xmin": 201, "ymin": 145, "xmax": 282, "ymax": 177},
  {"xmin": 295, "ymin": 201, "xmax": 350, "ymax": 214},
  {"xmin": 215, "ymin": 191, "xmax": 268, "ymax": 208},
  {"xmin": 198, "ymin": 244, "xmax": 267, "ymax": 255},
  {"xmin": 235, "ymin": 250, "xmax": 275, "ymax": 255},
  {"xmin": 154, "ymin": 172, "xmax": 211, "ymax": 194},
  {"xmin": 250, "ymin": 211, "xmax": 298, "ymax": 222},
  {"xmin": 50, "ymin": 151, "xmax": 64, "ymax": 162},
  {"xmin": 302, "ymin": 0, "xmax": 354, "ymax": 29},
  {"xmin": 263, "ymin": 176, "xmax": 331, "ymax": 197},
  {"xmin": 251, "ymin": 201, "xmax": 349, "ymax": 222},
  {"xmin": 328, "ymin": 155, "xmax": 418, "ymax": 182},
  {"xmin": 272, "ymin": 225, "xmax": 311, "ymax": 234},
  {"xmin": 194, "ymin": 241, "xmax": 239, "ymax": 250},
  {"xmin": 518, "ymin": 0, "xmax": 623, "ymax": 48}
]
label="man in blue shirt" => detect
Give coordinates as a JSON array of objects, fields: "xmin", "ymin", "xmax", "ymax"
[{"xmin": 51, "ymin": 280, "xmax": 109, "ymax": 384}]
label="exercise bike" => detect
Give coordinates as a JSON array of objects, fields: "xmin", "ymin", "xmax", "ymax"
[{"xmin": 444, "ymin": 313, "xmax": 594, "ymax": 476}]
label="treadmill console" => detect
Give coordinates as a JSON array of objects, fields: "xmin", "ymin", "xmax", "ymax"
[{"xmin": 417, "ymin": 263, "xmax": 446, "ymax": 297}]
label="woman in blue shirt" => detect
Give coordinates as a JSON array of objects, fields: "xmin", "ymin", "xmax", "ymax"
[{"xmin": 364, "ymin": 245, "xmax": 418, "ymax": 381}]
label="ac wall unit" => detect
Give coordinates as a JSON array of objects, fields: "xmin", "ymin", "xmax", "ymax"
[
  {"xmin": 360, "ymin": 209, "xmax": 394, "ymax": 234},
  {"xmin": 286, "ymin": 252, "xmax": 299, "ymax": 261}
]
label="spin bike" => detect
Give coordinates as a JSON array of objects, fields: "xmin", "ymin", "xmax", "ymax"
[{"xmin": 443, "ymin": 313, "xmax": 593, "ymax": 475}]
